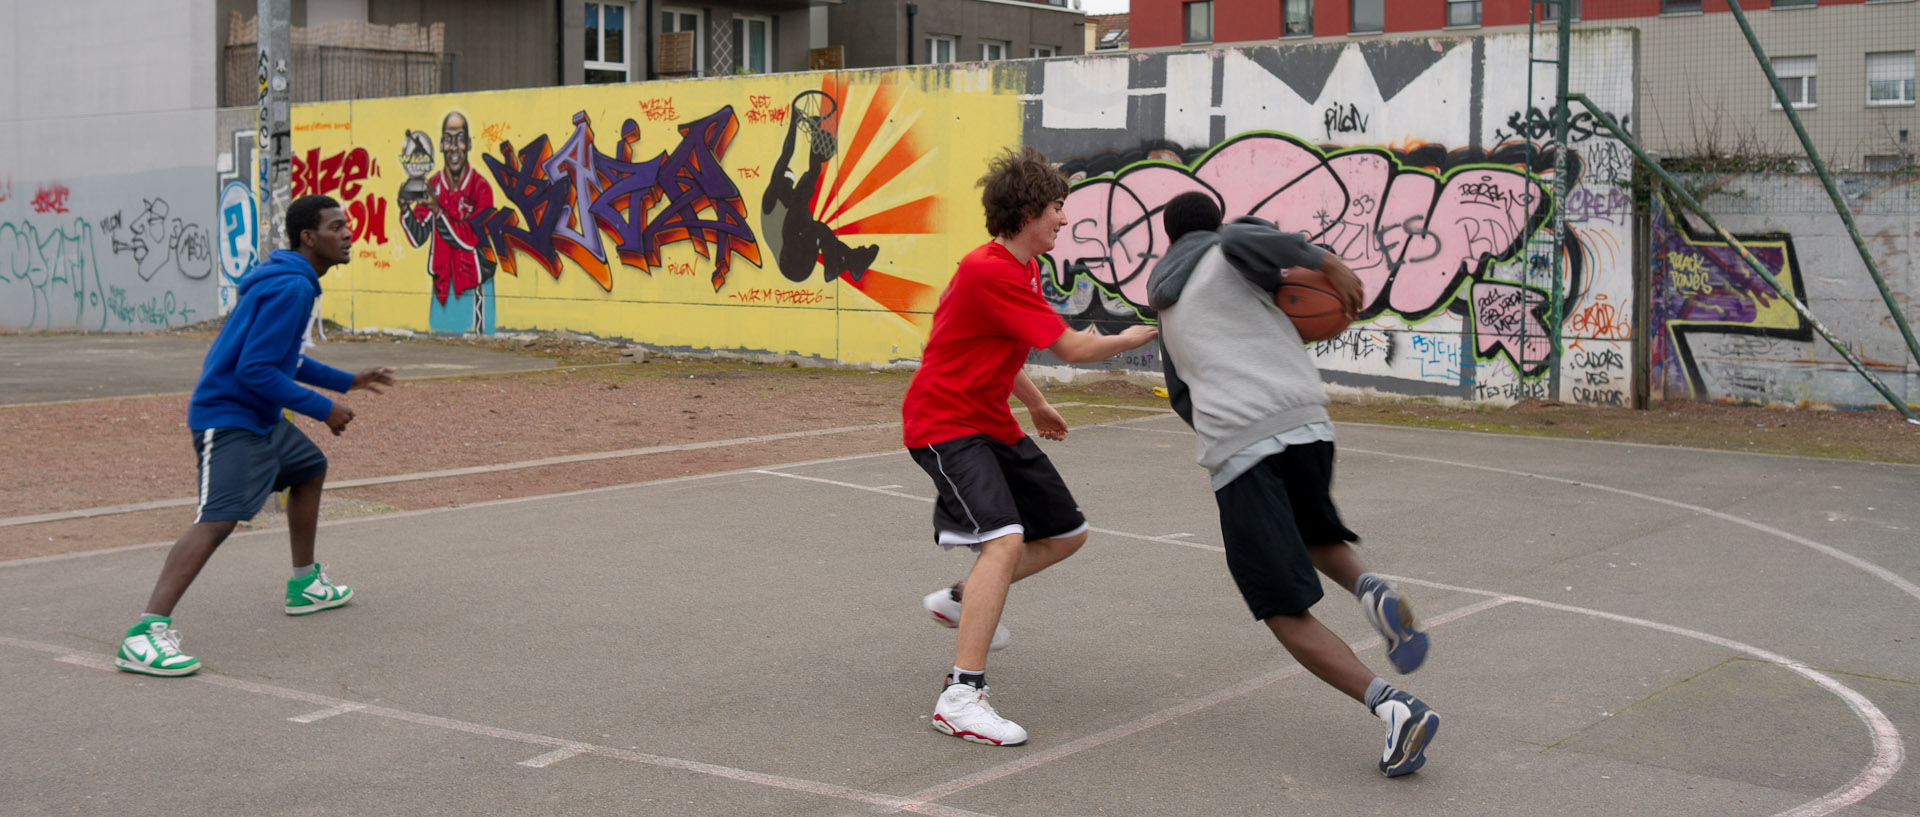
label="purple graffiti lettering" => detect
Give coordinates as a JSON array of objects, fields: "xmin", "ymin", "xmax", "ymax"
[{"xmin": 472, "ymin": 108, "xmax": 758, "ymax": 292}]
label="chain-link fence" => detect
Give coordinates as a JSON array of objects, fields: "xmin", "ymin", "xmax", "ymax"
[
  {"xmin": 1619, "ymin": 0, "xmax": 1918, "ymax": 174},
  {"xmin": 222, "ymin": 44, "xmax": 454, "ymax": 107}
]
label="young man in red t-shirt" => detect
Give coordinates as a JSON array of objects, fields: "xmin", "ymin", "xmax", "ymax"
[{"xmin": 902, "ymin": 147, "xmax": 1159, "ymax": 746}]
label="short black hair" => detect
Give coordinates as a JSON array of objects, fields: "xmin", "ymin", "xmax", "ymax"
[
  {"xmin": 286, "ymin": 194, "xmax": 341, "ymax": 248},
  {"xmin": 1163, "ymin": 192, "xmax": 1222, "ymax": 243}
]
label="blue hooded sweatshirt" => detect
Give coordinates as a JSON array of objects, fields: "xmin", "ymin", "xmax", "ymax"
[{"xmin": 188, "ymin": 249, "xmax": 355, "ymax": 434}]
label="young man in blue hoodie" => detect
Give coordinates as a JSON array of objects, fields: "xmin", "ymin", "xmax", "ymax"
[
  {"xmin": 1146, "ymin": 191, "xmax": 1439, "ymax": 777},
  {"xmin": 116, "ymin": 194, "xmax": 396, "ymax": 678}
]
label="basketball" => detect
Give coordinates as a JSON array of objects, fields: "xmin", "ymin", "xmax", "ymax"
[{"xmin": 1276, "ymin": 267, "xmax": 1350, "ymax": 343}]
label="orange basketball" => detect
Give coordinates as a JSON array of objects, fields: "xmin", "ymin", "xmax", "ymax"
[{"xmin": 1276, "ymin": 267, "xmax": 1351, "ymax": 343}]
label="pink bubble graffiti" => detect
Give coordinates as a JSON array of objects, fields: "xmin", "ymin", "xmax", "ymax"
[{"xmin": 1050, "ymin": 133, "xmax": 1549, "ymax": 321}]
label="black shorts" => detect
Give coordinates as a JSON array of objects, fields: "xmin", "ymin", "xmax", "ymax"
[
  {"xmin": 189, "ymin": 419, "xmax": 329, "ymax": 523},
  {"xmin": 1214, "ymin": 441, "xmax": 1359, "ymax": 620},
  {"xmin": 909, "ymin": 434, "xmax": 1088, "ymax": 549}
]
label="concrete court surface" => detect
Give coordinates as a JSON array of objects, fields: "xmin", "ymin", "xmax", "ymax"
[
  {"xmin": 0, "ymin": 333, "xmax": 554, "ymax": 405},
  {"xmin": 3, "ymin": 413, "xmax": 1917, "ymax": 817}
]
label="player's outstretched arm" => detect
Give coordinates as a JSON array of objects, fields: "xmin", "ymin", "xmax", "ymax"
[{"xmin": 1048, "ymin": 324, "xmax": 1158, "ymax": 363}]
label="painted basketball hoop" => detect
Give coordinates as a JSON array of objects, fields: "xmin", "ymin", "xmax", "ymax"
[{"xmin": 792, "ymin": 90, "xmax": 838, "ymax": 159}]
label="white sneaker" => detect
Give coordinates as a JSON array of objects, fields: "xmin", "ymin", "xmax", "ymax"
[
  {"xmin": 933, "ymin": 683, "xmax": 1028, "ymax": 746},
  {"xmin": 116, "ymin": 618, "xmax": 200, "ymax": 677},
  {"xmin": 922, "ymin": 586, "xmax": 1011, "ymax": 651},
  {"xmin": 1374, "ymin": 692, "xmax": 1440, "ymax": 777}
]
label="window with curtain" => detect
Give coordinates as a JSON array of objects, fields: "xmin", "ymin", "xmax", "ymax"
[
  {"xmin": 1867, "ymin": 51, "xmax": 1915, "ymax": 105},
  {"xmin": 1770, "ymin": 55, "xmax": 1817, "ymax": 108},
  {"xmin": 1284, "ymin": 0, "xmax": 1312, "ymax": 36}
]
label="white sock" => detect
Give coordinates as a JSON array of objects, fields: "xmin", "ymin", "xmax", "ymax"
[{"xmin": 292, "ymin": 563, "xmax": 315, "ymax": 578}]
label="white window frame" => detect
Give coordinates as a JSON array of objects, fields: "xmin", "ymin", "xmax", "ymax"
[
  {"xmin": 1184, "ymin": 0, "xmax": 1213, "ymax": 42},
  {"xmin": 660, "ymin": 6, "xmax": 706, "ymax": 77},
  {"xmin": 1030, "ymin": 45, "xmax": 1058, "ymax": 58},
  {"xmin": 979, "ymin": 39, "xmax": 1008, "ymax": 60},
  {"xmin": 734, "ymin": 14, "xmax": 773, "ymax": 74},
  {"xmin": 585, "ymin": 1, "xmax": 632, "ymax": 83},
  {"xmin": 926, "ymin": 34, "xmax": 957, "ymax": 63},
  {"xmin": 1770, "ymin": 55, "xmax": 1817, "ymax": 110},
  {"xmin": 1866, "ymin": 51, "xmax": 1916, "ymax": 106}
]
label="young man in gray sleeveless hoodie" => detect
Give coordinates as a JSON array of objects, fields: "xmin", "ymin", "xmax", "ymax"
[{"xmin": 1147, "ymin": 191, "xmax": 1439, "ymax": 777}]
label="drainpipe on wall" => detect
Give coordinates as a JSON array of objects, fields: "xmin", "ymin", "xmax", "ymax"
[
  {"xmin": 905, "ymin": 2, "xmax": 917, "ymax": 66},
  {"xmin": 645, "ymin": 0, "xmax": 657, "ymax": 80}
]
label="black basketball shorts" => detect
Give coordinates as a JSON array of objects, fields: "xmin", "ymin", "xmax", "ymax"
[
  {"xmin": 909, "ymin": 434, "xmax": 1088, "ymax": 549},
  {"xmin": 1213, "ymin": 440, "xmax": 1359, "ymax": 620}
]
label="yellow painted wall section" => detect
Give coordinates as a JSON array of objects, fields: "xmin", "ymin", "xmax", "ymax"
[{"xmin": 290, "ymin": 65, "xmax": 1026, "ymax": 365}]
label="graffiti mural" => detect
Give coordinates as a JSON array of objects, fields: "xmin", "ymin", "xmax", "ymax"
[
  {"xmin": 762, "ymin": 89, "xmax": 878, "ymax": 284},
  {"xmin": 101, "ymin": 197, "xmax": 214, "ymax": 282},
  {"xmin": 282, "ymin": 31, "xmax": 1657, "ymax": 400},
  {"xmin": 1649, "ymin": 188, "xmax": 1811, "ymax": 404},
  {"xmin": 398, "ymin": 112, "xmax": 496, "ymax": 333},
  {"xmin": 1045, "ymin": 134, "xmax": 1555, "ymax": 374},
  {"xmin": 217, "ymin": 180, "xmax": 258, "ymax": 314},
  {"xmin": 2, "ymin": 170, "xmax": 219, "ymax": 331},
  {"xmin": 472, "ymin": 107, "xmax": 760, "ymax": 294}
]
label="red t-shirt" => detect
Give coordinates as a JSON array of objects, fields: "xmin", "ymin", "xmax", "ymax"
[{"xmin": 902, "ymin": 241, "xmax": 1069, "ymax": 447}]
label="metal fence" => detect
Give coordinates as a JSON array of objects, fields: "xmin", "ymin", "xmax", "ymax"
[
  {"xmin": 222, "ymin": 44, "xmax": 455, "ymax": 106},
  {"xmin": 1613, "ymin": 0, "xmax": 1918, "ymax": 174}
]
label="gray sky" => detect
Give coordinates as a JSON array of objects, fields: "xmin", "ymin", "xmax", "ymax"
[{"xmin": 1082, "ymin": 0, "xmax": 1128, "ymax": 14}]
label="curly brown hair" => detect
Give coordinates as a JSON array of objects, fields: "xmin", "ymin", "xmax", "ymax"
[{"xmin": 978, "ymin": 147, "xmax": 1068, "ymax": 239}]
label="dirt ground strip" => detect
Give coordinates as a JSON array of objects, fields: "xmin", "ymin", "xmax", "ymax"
[{"xmin": 4, "ymin": 333, "xmax": 1916, "ymax": 562}]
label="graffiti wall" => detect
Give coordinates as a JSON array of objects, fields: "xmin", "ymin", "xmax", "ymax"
[
  {"xmin": 1, "ymin": 0, "xmax": 220, "ymax": 333},
  {"xmin": 1651, "ymin": 174, "xmax": 1919, "ymax": 410},
  {"xmin": 1025, "ymin": 33, "xmax": 1638, "ymax": 405},
  {"xmin": 295, "ymin": 69, "xmax": 1014, "ymax": 364},
  {"xmin": 0, "ymin": 169, "xmax": 221, "ymax": 332},
  {"xmin": 293, "ymin": 31, "xmax": 1638, "ymax": 404}
]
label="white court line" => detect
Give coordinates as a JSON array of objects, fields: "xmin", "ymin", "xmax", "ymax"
[
  {"xmin": 750, "ymin": 470, "xmax": 1223, "ymax": 553},
  {"xmin": 3, "ymin": 635, "xmax": 996, "ymax": 817},
  {"xmin": 518, "ymin": 747, "xmax": 585, "ymax": 768},
  {"xmin": 10, "ymin": 420, "xmax": 1901, "ymax": 815},
  {"xmin": 766, "ymin": 459, "xmax": 1903, "ymax": 817},
  {"xmin": 1, "ymin": 402, "xmax": 1168, "ymax": 529},
  {"xmin": 894, "ymin": 595, "xmax": 1511, "ymax": 809},
  {"xmin": 1339, "ymin": 446, "xmax": 1920, "ymax": 603},
  {"xmin": 1391, "ymin": 577, "xmax": 1906, "ymax": 817},
  {"xmin": 290, "ymin": 703, "xmax": 366, "ymax": 723},
  {"xmin": 0, "ymin": 448, "xmax": 912, "ymax": 570},
  {"xmin": 1106, "ymin": 423, "xmax": 1920, "ymax": 603},
  {"xmin": 0, "ymin": 421, "xmax": 908, "ymax": 528}
]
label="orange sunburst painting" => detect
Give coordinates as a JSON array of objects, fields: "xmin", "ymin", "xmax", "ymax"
[{"xmin": 804, "ymin": 75, "xmax": 941, "ymax": 329}]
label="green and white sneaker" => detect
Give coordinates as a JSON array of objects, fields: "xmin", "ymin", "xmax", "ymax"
[
  {"xmin": 285, "ymin": 564, "xmax": 354, "ymax": 615},
  {"xmin": 116, "ymin": 618, "xmax": 200, "ymax": 677}
]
